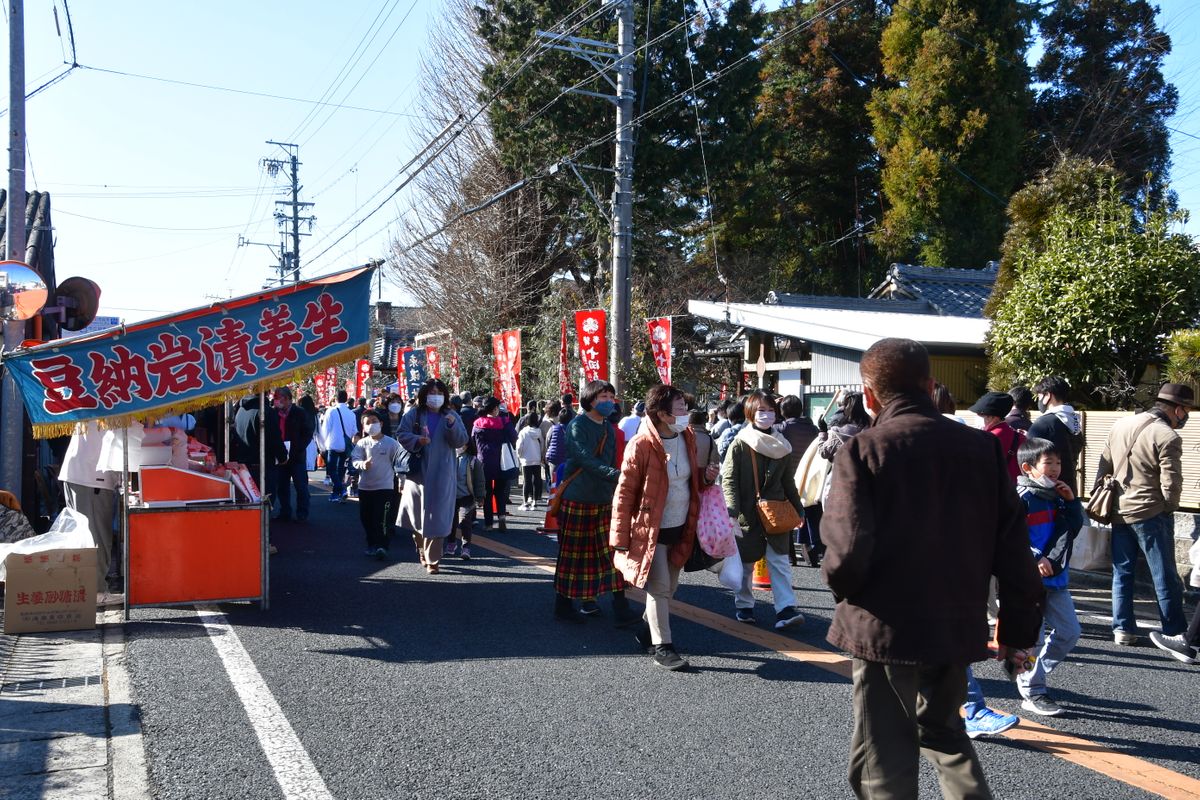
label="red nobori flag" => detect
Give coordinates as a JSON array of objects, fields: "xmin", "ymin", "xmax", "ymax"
[
  {"xmin": 558, "ymin": 318, "xmax": 571, "ymax": 396},
  {"xmin": 424, "ymin": 346, "xmax": 441, "ymax": 379},
  {"xmin": 398, "ymin": 347, "xmax": 412, "ymax": 401},
  {"xmin": 492, "ymin": 330, "xmax": 522, "ymax": 410},
  {"xmin": 313, "ymin": 372, "xmax": 328, "ymax": 406},
  {"xmin": 646, "ymin": 317, "xmax": 671, "ymax": 385},
  {"xmin": 355, "ymin": 358, "xmax": 373, "ymax": 399},
  {"xmin": 325, "ymin": 366, "xmax": 337, "ymax": 402},
  {"xmin": 574, "ymin": 309, "xmax": 608, "ymax": 382},
  {"xmin": 450, "ymin": 340, "xmax": 460, "ymax": 394}
]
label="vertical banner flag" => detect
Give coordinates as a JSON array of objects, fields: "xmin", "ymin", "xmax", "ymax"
[
  {"xmin": 424, "ymin": 345, "xmax": 441, "ymax": 379},
  {"xmin": 558, "ymin": 319, "xmax": 571, "ymax": 396},
  {"xmin": 719, "ymin": 382, "xmax": 728, "ymax": 401},
  {"xmin": 355, "ymin": 358, "xmax": 373, "ymax": 399},
  {"xmin": 646, "ymin": 317, "xmax": 672, "ymax": 385},
  {"xmin": 325, "ymin": 366, "xmax": 337, "ymax": 402},
  {"xmin": 450, "ymin": 340, "xmax": 460, "ymax": 394},
  {"xmin": 403, "ymin": 347, "xmax": 427, "ymax": 401},
  {"xmin": 313, "ymin": 372, "xmax": 328, "ymax": 406},
  {"xmin": 344, "ymin": 378, "xmax": 355, "ymax": 399},
  {"xmin": 573, "ymin": 309, "xmax": 608, "ymax": 382},
  {"xmin": 491, "ymin": 330, "xmax": 522, "ymax": 411},
  {"xmin": 397, "ymin": 347, "xmax": 412, "ymax": 401}
]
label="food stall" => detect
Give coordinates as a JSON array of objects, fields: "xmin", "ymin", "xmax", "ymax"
[{"xmin": 1, "ymin": 265, "xmax": 374, "ymax": 619}]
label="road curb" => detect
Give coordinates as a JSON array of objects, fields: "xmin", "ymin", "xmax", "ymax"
[{"xmin": 101, "ymin": 610, "xmax": 151, "ymax": 800}]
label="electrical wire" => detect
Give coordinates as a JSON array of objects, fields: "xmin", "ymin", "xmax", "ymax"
[
  {"xmin": 680, "ymin": 9, "xmax": 725, "ymax": 289},
  {"xmin": 53, "ymin": 208, "xmax": 251, "ymax": 232}
]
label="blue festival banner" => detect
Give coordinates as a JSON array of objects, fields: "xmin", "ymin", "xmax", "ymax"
[
  {"xmin": 4, "ymin": 266, "xmax": 374, "ymax": 437},
  {"xmin": 402, "ymin": 348, "xmax": 427, "ymax": 400}
]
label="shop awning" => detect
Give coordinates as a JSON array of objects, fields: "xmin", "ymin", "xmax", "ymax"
[{"xmin": 3, "ymin": 265, "xmax": 375, "ymax": 437}]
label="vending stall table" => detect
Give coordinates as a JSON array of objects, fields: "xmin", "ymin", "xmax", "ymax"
[{"xmin": 2, "ymin": 265, "xmax": 375, "ymax": 619}]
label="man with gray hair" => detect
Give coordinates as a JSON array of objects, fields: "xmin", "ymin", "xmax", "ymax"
[{"xmin": 822, "ymin": 338, "xmax": 1044, "ymax": 799}]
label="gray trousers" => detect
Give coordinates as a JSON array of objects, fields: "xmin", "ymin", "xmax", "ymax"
[
  {"xmin": 849, "ymin": 659, "xmax": 993, "ymax": 800},
  {"xmin": 63, "ymin": 482, "xmax": 116, "ymax": 593}
]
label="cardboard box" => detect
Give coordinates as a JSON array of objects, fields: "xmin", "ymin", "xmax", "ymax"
[{"xmin": 3, "ymin": 548, "xmax": 97, "ymax": 634}]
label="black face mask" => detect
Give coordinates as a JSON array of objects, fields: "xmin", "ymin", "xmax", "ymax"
[
  {"xmin": 1036, "ymin": 396, "xmax": 1048, "ymax": 413},
  {"xmin": 1177, "ymin": 410, "xmax": 1189, "ymax": 430}
]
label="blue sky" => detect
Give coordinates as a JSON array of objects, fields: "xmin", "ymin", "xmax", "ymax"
[{"xmin": 6, "ymin": 0, "xmax": 1200, "ymax": 324}]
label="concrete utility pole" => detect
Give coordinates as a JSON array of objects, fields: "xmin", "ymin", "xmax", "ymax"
[
  {"xmin": 537, "ymin": 0, "xmax": 636, "ymax": 392},
  {"xmin": 263, "ymin": 141, "xmax": 314, "ymax": 285},
  {"xmin": 3, "ymin": 0, "xmax": 27, "ymax": 497},
  {"xmin": 610, "ymin": 0, "xmax": 635, "ymax": 394}
]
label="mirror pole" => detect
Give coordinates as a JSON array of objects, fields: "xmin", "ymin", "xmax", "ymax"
[{"xmin": 2, "ymin": 0, "xmax": 27, "ymax": 497}]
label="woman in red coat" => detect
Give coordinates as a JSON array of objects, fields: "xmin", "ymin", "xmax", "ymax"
[{"xmin": 610, "ymin": 384, "xmax": 719, "ymax": 670}]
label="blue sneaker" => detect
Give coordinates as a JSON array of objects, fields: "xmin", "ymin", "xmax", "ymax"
[{"xmin": 965, "ymin": 707, "xmax": 1019, "ymax": 739}]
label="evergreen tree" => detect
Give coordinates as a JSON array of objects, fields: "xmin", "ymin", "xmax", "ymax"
[
  {"xmin": 723, "ymin": 0, "xmax": 887, "ymax": 296},
  {"xmin": 1033, "ymin": 0, "xmax": 1178, "ymax": 206},
  {"xmin": 869, "ymin": 0, "xmax": 1031, "ymax": 267}
]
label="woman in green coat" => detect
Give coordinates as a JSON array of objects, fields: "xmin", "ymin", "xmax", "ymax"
[{"xmin": 722, "ymin": 390, "xmax": 807, "ymax": 629}]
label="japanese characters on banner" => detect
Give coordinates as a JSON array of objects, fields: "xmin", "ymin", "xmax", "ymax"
[
  {"xmin": 558, "ymin": 319, "xmax": 571, "ymax": 396},
  {"xmin": 402, "ymin": 348, "xmax": 427, "ymax": 401},
  {"xmin": 424, "ymin": 346, "xmax": 441, "ymax": 380},
  {"xmin": 354, "ymin": 358, "xmax": 373, "ymax": 399},
  {"xmin": 491, "ymin": 330, "xmax": 522, "ymax": 411},
  {"xmin": 573, "ymin": 309, "xmax": 608, "ymax": 382},
  {"xmin": 450, "ymin": 340, "xmax": 460, "ymax": 394},
  {"xmin": 313, "ymin": 372, "xmax": 329, "ymax": 406},
  {"xmin": 325, "ymin": 366, "xmax": 337, "ymax": 402},
  {"xmin": 646, "ymin": 317, "xmax": 672, "ymax": 385},
  {"xmin": 5, "ymin": 267, "xmax": 373, "ymax": 437}
]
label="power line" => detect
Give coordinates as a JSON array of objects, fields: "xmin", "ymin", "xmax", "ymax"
[{"xmin": 53, "ymin": 208, "xmax": 250, "ymax": 231}]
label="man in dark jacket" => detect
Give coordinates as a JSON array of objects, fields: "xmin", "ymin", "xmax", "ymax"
[
  {"xmin": 273, "ymin": 387, "xmax": 315, "ymax": 522},
  {"xmin": 1028, "ymin": 376, "xmax": 1083, "ymax": 495},
  {"xmin": 780, "ymin": 394, "xmax": 822, "ymax": 566},
  {"xmin": 233, "ymin": 395, "xmax": 287, "ymax": 506},
  {"xmin": 821, "ymin": 338, "xmax": 1044, "ymax": 800}
]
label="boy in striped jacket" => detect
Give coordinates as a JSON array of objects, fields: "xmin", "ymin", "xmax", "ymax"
[{"xmin": 1014, "ymin": 437, "xmax": 1085, "ymax": 717}]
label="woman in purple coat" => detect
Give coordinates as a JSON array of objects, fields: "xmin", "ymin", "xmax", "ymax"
[{"xmin": 472, "ymin": 397, "xmax": 518, "ymax": 531}]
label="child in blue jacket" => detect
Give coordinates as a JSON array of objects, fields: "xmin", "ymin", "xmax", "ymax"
[{"xmin": 1015, "ymin": 436, "xmax": 1085, "ymax": 716}]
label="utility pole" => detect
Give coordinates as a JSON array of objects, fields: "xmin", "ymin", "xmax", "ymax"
[
  {"xmin": 537, "ymin": 0, "xmax": 636, "ymax": 392},
  {"xmin": 610, "ymin": 0, "xmax": 635, "ymax": 393},
  {"xmin": 262, "ymin": 141, "xmax": 314, "ymax": 285},
  {"xmin": 3, "ymin": 0, "xmax": 27, "ymax": 497}
]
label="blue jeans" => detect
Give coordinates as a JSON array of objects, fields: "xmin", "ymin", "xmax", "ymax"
[
  {"xmin": 962, "ymin": 667, "xmax": 985, "ymax": 719},
  {"xmin": 326, "ymin": 450, "xmax": 347, "ymax": 497},
  {"xmin": 1111, "ymin": 512, "xmax": 1186, "ymax": 636},
  {"xmin": 1017, "ymin": 587, "xmax": 1081, "ymax": 698}
]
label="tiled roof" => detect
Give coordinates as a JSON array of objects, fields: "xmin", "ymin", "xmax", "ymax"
[
  {"xmin": 869, "ymin": 263, "xmax": 997, "ymax": 318},
  {"xmin": 371, "ymin": 305, "xmax": 428, "ymax": 369},
  {"xmin": 766, "ymin": 291, "xmax": 933, "ymax": 315}
]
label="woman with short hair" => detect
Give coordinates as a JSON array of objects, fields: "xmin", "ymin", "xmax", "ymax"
[
  {"xmin": 472, "ymin": 397, "xmax": 518, "ymax": 531},
  {"xmin": 722, "ymin": 390, "xmax": 807, "ymax": 629}
]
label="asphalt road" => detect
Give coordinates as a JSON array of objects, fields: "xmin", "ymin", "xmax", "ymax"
[{"xmin": 121, "ymin": 476, "xmax": 1200, "ymax": 800}]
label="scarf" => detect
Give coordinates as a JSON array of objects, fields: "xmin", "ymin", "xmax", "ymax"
[
  {"xmin": 735, "ymin": 424, "xmax": 793, "ymax": 459},
  {"xmin": 1016, "ymin": 474, "xmax": 1058, "ymax": 501}
]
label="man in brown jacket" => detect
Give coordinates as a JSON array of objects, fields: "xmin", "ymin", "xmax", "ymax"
[
  {"xmin": 821, "ymin": 338, "xmax": 1044, "ymax": 800},
  {"xmin": 1098, "ymin": 383, "xmax": 1192, "ymax": 648}
]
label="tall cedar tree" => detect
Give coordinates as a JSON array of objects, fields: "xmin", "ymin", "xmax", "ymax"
[
  {"xmin": 869, "ymin": 0, "xmax": 1030, "ymax": 268},
  {"xmin": 1033, "ymin": 0, "xmax": 1177, "ymax": 207},
  {"xmin": 725, "ymin": 0, "xmax": 887, "ymax": 296},
  {"xmin": 476, "ymin": 0, "xmax": 764, "ymax": 300}
]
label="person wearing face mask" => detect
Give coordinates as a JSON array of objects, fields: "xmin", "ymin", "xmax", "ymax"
[
  {"xmin": 397, "ymin": 379, "xmax": 469, "ymax": 573},
  {"xmin": 351, "ymin": 411, "xmax": 406, "ymax": 560},
  {"xmin": 1097, "ymin": 382, "xmax": 1193, "ymax": 648},
  {"xmin": 272, "ymin": 386, "xmax": 315, "ymax": 523},
  {"xmin": 379, "ymin": 394, "xmax": 404, "ymax": 438},
  {"xmin": 610, "ymin": 385, "xmax": 719, "ymax": 670},
  {"xmin": 721, "ymin": 391, "xmax": 807, "ymax": 629},
  {"xmin": 553, "ymin": 380, "xmax": 639, "ymax": 625},
  {"xmin": 968, "ymin": 392, "xmax": 1025, "ymax": 483},
  {"xmin": 1028, "ymin": 376, "xmax": 1084, "ymax": 496},
  {"xmin": 820, "ymin": 338, "xmax": 1044, "ymax": 799},
  {"xmin": 471, "ymin": 397, "xmax": 519, "ymax": 531}
]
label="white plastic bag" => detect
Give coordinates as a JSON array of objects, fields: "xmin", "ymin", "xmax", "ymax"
[
  {"xmin": 0, "ymin": 507, "xmax": 94, "ymax": 582},
  {"xmin": 1068, "ymin": 525, "xmax": 1111, "ymax": 572},
  {"xmin": 1189, "ymin": 536, "xmax": 1200, "ymax": 588},
  {"xmin": 718, "ymin": 555, "xmax": 744, "ymax": 592}
]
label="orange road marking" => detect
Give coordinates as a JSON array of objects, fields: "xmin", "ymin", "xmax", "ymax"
[{"xmin": 474, "ymin": 534, "xmax": 1200, "ymax": 799}]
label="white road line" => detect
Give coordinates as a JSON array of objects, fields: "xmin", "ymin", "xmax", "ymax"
[{"xmin": 196, "ymin": 605, "xmax": 334, "ymax": 800}]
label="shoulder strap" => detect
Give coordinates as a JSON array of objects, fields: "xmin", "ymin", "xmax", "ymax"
[
  {"xmin": 1006, "ymin": 429, "xmax": 1022, "ymax": 461},
  {"xmin": 749, "ymin": 446, "xmax": 763, "ymax": 499},
  {"xmin": 1119, "ymin": 414, "xmax": 1160, "ymax": 485}
]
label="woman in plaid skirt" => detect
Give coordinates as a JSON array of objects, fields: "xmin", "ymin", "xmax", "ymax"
[{"xmin": 554, "ymin": 380, "xmax": 640, "ymax": 625}]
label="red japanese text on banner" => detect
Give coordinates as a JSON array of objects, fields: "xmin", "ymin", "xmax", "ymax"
[
  {"xmin": 573, "ymin": 309, "xmax": 608, "ymax": 382},
  {"xmin": 355, "ymin": 358, "xmax": 373, "ymax": 399},
  {"xmin": 314, "ymin": 373, "xmax": 328, "ymax": 406},
  {"xmin": 450, "ymin": 340, "xmax": 460, "ymax": 394},
  {"xmin": 558, "ymin": 319, "xmax": 571, "ymax": 396},
  {"xmin": 646, "ymin": 317, "xmax": 672, "ymax": 385},
  {"xmin": 424, "ymin": 346, "xmax": 441, "ymax": 379},
  {"xmin": 490, "ymin": 335, "xmax": 504, "ymax": 403},
  {"xmin": 398, "ymin": 348, "xmax": 413, "ymax": 402},
  {"xmin": 502, "ymin": 329, "xmax": 522, "ymax": 411}
]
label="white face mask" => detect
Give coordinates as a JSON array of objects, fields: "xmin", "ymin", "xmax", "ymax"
[
  {"xmin": 754, "ymin": 411, "xmax": 776, "ymax": 429},
  {"xmin": 426, "ymin": 394, "xmax": 444, "ymax": 410},
  {"xmin": 667, "ymin": 414, "xmax": 689, "ymax": 433},
  {"xmin": 388, "ymin": 402, "xmax": 402, "ymax": 414},
  {"xmin": 365, "ymin": 422, "xmax": 381, "ymax": 436},
  {"xmin": 1030, "ymin": 473, "xmax": 1057, "ymax": 489}
]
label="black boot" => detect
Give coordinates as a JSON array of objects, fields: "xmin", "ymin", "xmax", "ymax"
[
  {"xmin": 611, "ymin": 590, "xmax": 641, "ymax": 628},
  {"xmin": 554, "ymin": 593, "xmax": 585, "ymax": 624}
]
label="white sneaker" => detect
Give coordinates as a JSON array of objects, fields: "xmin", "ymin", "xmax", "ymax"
[
  {"xmin": 97, "ymin": 592, "xmax": 125, "ymax": 608},
  {"xmin": 1113, "ymin": 629, "xmax": 1139, "ymax": 646}
]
